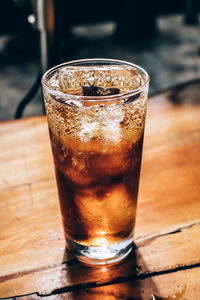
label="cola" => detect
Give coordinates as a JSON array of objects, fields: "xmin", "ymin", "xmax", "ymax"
[
  {"xmin": 42, "ymin": 59, "xmax": 149, "ymax": 264},
  {"xmin": 46, "ymin": 90, "xmax": 146, "ymax": 247}
]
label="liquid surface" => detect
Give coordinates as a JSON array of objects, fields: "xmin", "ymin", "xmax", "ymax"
[{"xmin": 46, "ymin": 65, "xmax": 144, "ymax": 95}]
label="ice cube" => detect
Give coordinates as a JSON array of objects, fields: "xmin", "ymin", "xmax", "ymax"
[
  {"xmin": 47, "ymin": 71, "xmax": 60, "ymax": 90},
  {"xmin": 82, "ymin": 85, "xmax": 120, "ymax": 96},
  {"xmin": 57, "ymin": 67, "xmax": 81, "ymax": 90}
]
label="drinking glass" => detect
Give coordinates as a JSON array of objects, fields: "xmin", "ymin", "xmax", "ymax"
[{"xmin": 42, "ymin": 59, "xmax": 149, "ymax": 265}]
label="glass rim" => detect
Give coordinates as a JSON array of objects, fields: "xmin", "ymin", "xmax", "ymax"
[{"xmin": 42, "ymin": 58, "xmax": 150, "ymax": 101}]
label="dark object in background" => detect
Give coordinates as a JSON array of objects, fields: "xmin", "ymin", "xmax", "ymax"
[
  {"xmin": 0, "ymin": 1, "xmax": 39, "ymax": 63},
  {"xmin": 0, "ymin": 0, "xmax": 31, "ymax": 34},
  {"xmin": 184, "ymin": 0, "xmax": 199, "ymax": 25},
  {"xmin": 1, "ymin": 0, "xmax": 200, "ymax": 70},
  {"xmin": 14, "ymin": 72, "xmax": 42, "ymax": 119},
  {"xmin": 1, "ymin": 0, "xmax": 200, "ymax": 66}
]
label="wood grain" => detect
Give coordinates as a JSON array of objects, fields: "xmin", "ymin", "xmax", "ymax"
[
  {"xmin": 136, "ymin": 93, "xmax": 200, "ymax": 239},
  {"xmin": 0, "ymin": 117, "xmax": 54, "ymax": 190},
  {"xmin": 0, "ymin": 84, "xmax": 200, "ymax": 298}
]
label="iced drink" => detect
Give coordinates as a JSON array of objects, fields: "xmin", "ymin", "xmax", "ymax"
[{"xmin": 42, "ymin": 59, "xmax": 149, "ymax": 265}]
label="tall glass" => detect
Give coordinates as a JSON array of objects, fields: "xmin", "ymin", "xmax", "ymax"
[{"xmin": 42, "ymin": 59, "xmax": 149, "ymax": 265}]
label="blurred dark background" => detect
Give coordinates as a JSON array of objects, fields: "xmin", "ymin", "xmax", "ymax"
[{"xmin": 0, "ymin": 0, "xmax": 200, "ymax": 120}]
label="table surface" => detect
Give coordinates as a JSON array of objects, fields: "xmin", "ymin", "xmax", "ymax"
[{"xmin": 0, "ymin": 80, "xmax": 200, "ymax": 300}]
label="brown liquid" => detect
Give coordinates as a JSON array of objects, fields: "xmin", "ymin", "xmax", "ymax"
[
  {"xmin": 52, "ymin": 135, "xmax": 143, "ymax": 246},
  {"xmin": 152, "ymin": 285, "xmax": 187, "ymax": 299}
]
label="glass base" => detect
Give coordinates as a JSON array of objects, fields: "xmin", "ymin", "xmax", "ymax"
[{"xmin": 66, "ymin": 237, "xmax": 133, "ymax": 265}]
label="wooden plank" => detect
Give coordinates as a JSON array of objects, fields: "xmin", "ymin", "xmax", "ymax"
[
  {"xmin": 3, "ymin": 267, "xmax": 200, "ymax": 299},
  {"xmin": 0, "ymin": 97, "xmax": 200, "ymax": 274},
  {"xmin": 137, "ymin": 91, "xmax": 200, "ymax": 239},
  {"xmin": 0, "ymin": 179, "xmax": 69, "ymax": 277},
  {"xmin": 1, "ymin": 222, "xmax": 200, "ymax": 297},
  {"xmin": 0, "ymin": 117, "xmax": 54, "ymax": 190}
]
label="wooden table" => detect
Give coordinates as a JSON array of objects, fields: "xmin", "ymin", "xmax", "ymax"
[{"xmin": 1, "ymin": 80, "xmax": 200, "ymax": 299}]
